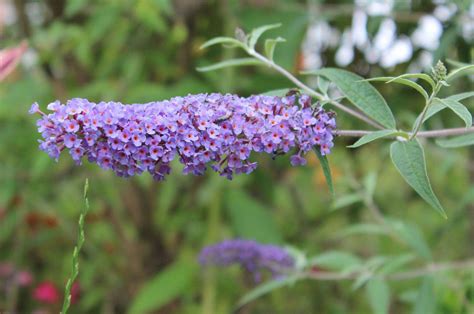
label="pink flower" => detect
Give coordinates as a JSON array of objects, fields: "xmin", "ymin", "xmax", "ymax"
[
  {"xmin": 0, "ymin": 41, "xmax": 28, "ymax": 81},
  {"xmin": 33, "ymin": 281, "xmax": 60, "ymax": 304},
  {"xmin": 16, "ymin": 271, "xmax": 33, "ymax": 286}
]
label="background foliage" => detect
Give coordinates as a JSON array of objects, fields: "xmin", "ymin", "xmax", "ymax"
[{"xmin": 1, "ymin": 0, "xmax": 473, "ymax": 313}]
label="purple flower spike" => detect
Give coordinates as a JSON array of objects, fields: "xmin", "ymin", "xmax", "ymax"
[
  {"xmin": 198, "ymin": 239, "xmax": 295, "ymax": 281},
  {"xmin": 30, "ymin": 93, "xmax": 336, "ymax": 180}
]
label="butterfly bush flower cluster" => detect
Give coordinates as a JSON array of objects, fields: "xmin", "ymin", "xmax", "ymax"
[
  {"xmin": 30, "ymin": 93, "xmax": 335, "ymax": 180},
  {"xmin": 198, "ymin": 239, "xmax": 295, "ymax": 281}
]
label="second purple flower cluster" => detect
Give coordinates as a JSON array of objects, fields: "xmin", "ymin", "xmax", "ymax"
[
  {"xmin": 198, "ymin": 239, "xmax": 295, "ymax": 281},
  {"xmin": 30, "ymin": 93, "xmax": 335, "ymax": 180}
]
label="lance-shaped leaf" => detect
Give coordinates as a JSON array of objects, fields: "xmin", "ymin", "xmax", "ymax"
[
  {"xmin": 314, "ymin": 147, "xmax": 334, "ymax": 196},
  {"xmin": 365, "ymin": 77, "xmax": 429, "ymax": 100},
  {"xmin": 446, "ymin": 64, "xmax": 474, "ymax": 82},
  {"xmin": 235, "ymin": 275, "xmax": 300, "ymax": 310},
  {"xmin": 415, "ymin": 92, "xmax": 474, "ymax": 126},
  {"xmin": 387, "ymin": 73, "xmax": 436, "ymax": 90},
  {"xmin": 348, "ymin": 129, "xmax": 400, "ymax": 148},
  {"xmin": 196, "ymin": 58, "xmax": 263, "ymax": 72},
  {"xmin": 264, "ymin": 37, "xmax": 285, "ymax": 61},
  {"xmin": 307, "ymin": 68, "xmax": 396, "ymax": 129},
  {"xmin": 366, "ymin": 279, "xmax": 390, "ymax": 314},
  {"xmin": 436, "ymin": 133, "xmax": 474, "ymax": 148},
  {"xmin": 435, "ymin": 98, "xmax": 472, "ymax": 128},
  {"xmin": 248, "ymin": 23, "xmax": 282, "ymax": 50},
  {"xmin": 261, "ymin": 88, "xmax": 297, "ymax": 96},
  {"xmin": 200, "ymin": 36, "xmax": 247, "ymax": 50},
  {"xmin": 390, "ymin": 140, "xmax": 446, "ymax": 218}
]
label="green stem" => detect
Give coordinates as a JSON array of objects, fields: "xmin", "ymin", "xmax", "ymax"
[
  {"xmin": 410, "ymin": 83, "xmax": 441, "ymax": 140},
  {"xmin": 61, "ymin": 178, "xmax": 90, "ymax": 314}
]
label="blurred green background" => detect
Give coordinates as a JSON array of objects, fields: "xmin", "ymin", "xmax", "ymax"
[{"xmin": 1, "ymin": 0, "xmax": 473, "ymax": 313}]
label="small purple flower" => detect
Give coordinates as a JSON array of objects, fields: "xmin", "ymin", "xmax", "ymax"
[
  {"xmin": 29, "ymin": 102, "xmax": 40, "ymax": 115},
  {"xmin": 290, "ymin": 154, "xmax": 307, "ymax": 166},
  {"xmin": 31, "ymin": 93, "xmax": 335, "ymax": 180},
  {"xmin": 199, "ymin": 239, "xmax": 295, "ymax": 282}
]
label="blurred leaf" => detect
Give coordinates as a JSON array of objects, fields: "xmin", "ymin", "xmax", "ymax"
[
  {"xmin": 317, "ymin": 76, "xmax": 331, "ymax": 95},
  {"xmin": 339, "ymin": 223, "xmax": 389, "ymax": 237},
  {"xmin": 390, "ymin": 140, "xmax": 446, "ymax": 218},
  {"xmin": 413, "ymin": 277, "xmax": 436, "ymax": 314},
  {"xmin": 196, "ymin": 58, "xmax": 263, "ymax": 72},
  {"xmin": 65, "ymin": 0, "xmax": 88, "ymax": 17},
  {"xmin": 365, "ymin": 77, "xmax": 429, "ymax": 100},
  {"xmin": 128, "ymin": 259, "xmax": 196, "ymax": 314},
  {"xmin": 261, "ymin": 88, "xmax": 296, "ymax": 96},
  {"xmin": 248, "ymin": 23, "xmax": 282, "ymax": 50},
  {"xmin": 446, "ymin": 64, "xmax": 474, "ymax": 82},
  {"xmin": 388, "ymin": 219, "xmax": 432, "ymax": 260},
  {"xmin": 348, "ymin": 130, "xmax": 399, "ymax": 148},
  {"xmin": 366, "ymin": 279, "xmax": 390, "ymax": 314},
  {"xmin": 434, "ymin": 98, "xmax": 472, "ymax": 128},
  {"xmin": 225, "ymin": 190, "xmax": 281, "ymax": 243},
  {"xmin": 200, "ymin": 36, "xmax": 247, "ymax": 50},
  {"xmin": 436, "ymin": 133, "xmax": 474, "ymax": 148},
  {"xmin": 308, "ymin": 251, "xmax": 362, "ymax": 271},
  {"xmin": 236, "ymin": 275, "xmax": 299, "ymax": 310},
  {"xmin": 447, "ymin": 91, "xmax": 474, "ymax": 102},
  {"xmin": 314, "ymin": 148, "xmax": 334, "ymax": 196},
  {"xmin": 264, "ymin": 37, "xmax": 286, "ymax": 61},
  {"xmin": 308, "ymin": 68, "xmax": 396, "ymax": 129},
  {"xmin": 446, "ymin": 59, "xmax": 470, "ymax": 68},
  {"xmin": 331, "ymin": 193, "xmax": 362, "ymax": 210},
  {"xmin": 363, "ymin": 172, "xmax": 377, "ymax": 198},
  {"xmin": 379, "ymin": 254, "xmax": 415, "ymax": 275}
]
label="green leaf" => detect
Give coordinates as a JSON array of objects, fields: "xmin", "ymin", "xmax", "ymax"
[
  {"xmin": 314, "ymin": 148, "xmax": 334, "ymax": 196},
  {"xmin": 128, "ymin": 260, "xmax": 195, "ymax": 314},
  {"xmin": 65, "ymin": 0, "xmax": 88, "ymax": 17},
  {"xmin": 308, "ymin": 251, "xmax": 362, "ymax": 271},
  {"xmin": 317, "ymin": 76, "xmax": 331, "ymax": 94},
  {"xmin": 447, "ymin": 91, "xmax": 474, "ymax": 102},
  {"xmin": 387, "ymin": 219, "xmax": 432, "ymax": 260},
  {"xmin": 389, "ymin": 73, "xmax": 436, "ymax": 90},
  {"xmin": 417, "ymin": 93, "xmax": 474, "ymax": 126},
  {"xmin": 331, "ymin": 193, "xmax": 362, "ymax": 210},
  {"xmin": 413, "ymin": 277, "xmax": 436, "ymax": 314},
  {"xmin": 366, "ymin": 279, "xmax": 390, "ymax": 314},
  {"xmin": 365, "ymin": 77, "xmax": 429, "ymax": 100},
  {"xmin": 446, "ymin": 59, "xmax": 470, "ymax": 68},
  {"xmin": 435, "ymin": 98, "xmax": 472, "ymax": 128},
  {"xmin": 248, "ymin": 23, "xmax": 282, "ymax": 50},
  {"xmin": 225, "ymin": 190, "xmax": 281, "ymax": 243},
  {"xmin": 200, "ymin": 36, "xmax": 246, "ymax": 50},
  {"xmin": 446, "ymin": 64, "xmax": 474, "ymax": 82},
  {"xmin": 379, "ymin": 254, "xmax": 415, "ymax": 275},
  {"xmin": 264, "ymin": 37, "xmax": 286, "ymax": 61},
  {"xmin": 236, "ymin": 275, "xmax": 299, "ymax": 310},
  {"xmin": 436, "ymin": 133, "xmax": 474, "ymax": 148},
  {"xmin": 339, "ymin": 223, "xmax": 389, "ymax": 237},
  {"xmin": 261, "ymin": 88, "xmax": 296, "ymax": 96},
  {"xmin": 348, "ymin": 130, "xmax": 399, "ymax": 148},
  {"xmin": 196, "ymin": 58, "xmax": 263, "ymax": 72},
  {"xmin": 308, "ymin": 68, "xmax": 396, "ymax": 129},
  {"xmin": 390, "ymin": 140, "xmax": 446, "ymax": 218}
]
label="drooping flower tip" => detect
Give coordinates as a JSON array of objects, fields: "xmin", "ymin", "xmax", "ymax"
[
  {"xmin": 198, "ymin": 239, "xmax": 295, "ymax": 281},
  {"xmin": 31, "ymin": 93, "xmax": 336, "ymax": 180}
]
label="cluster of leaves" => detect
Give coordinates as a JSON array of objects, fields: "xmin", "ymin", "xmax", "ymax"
[{"xmin": 199, "ymin": 23, "xmax": 474, "ymax": 219}]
